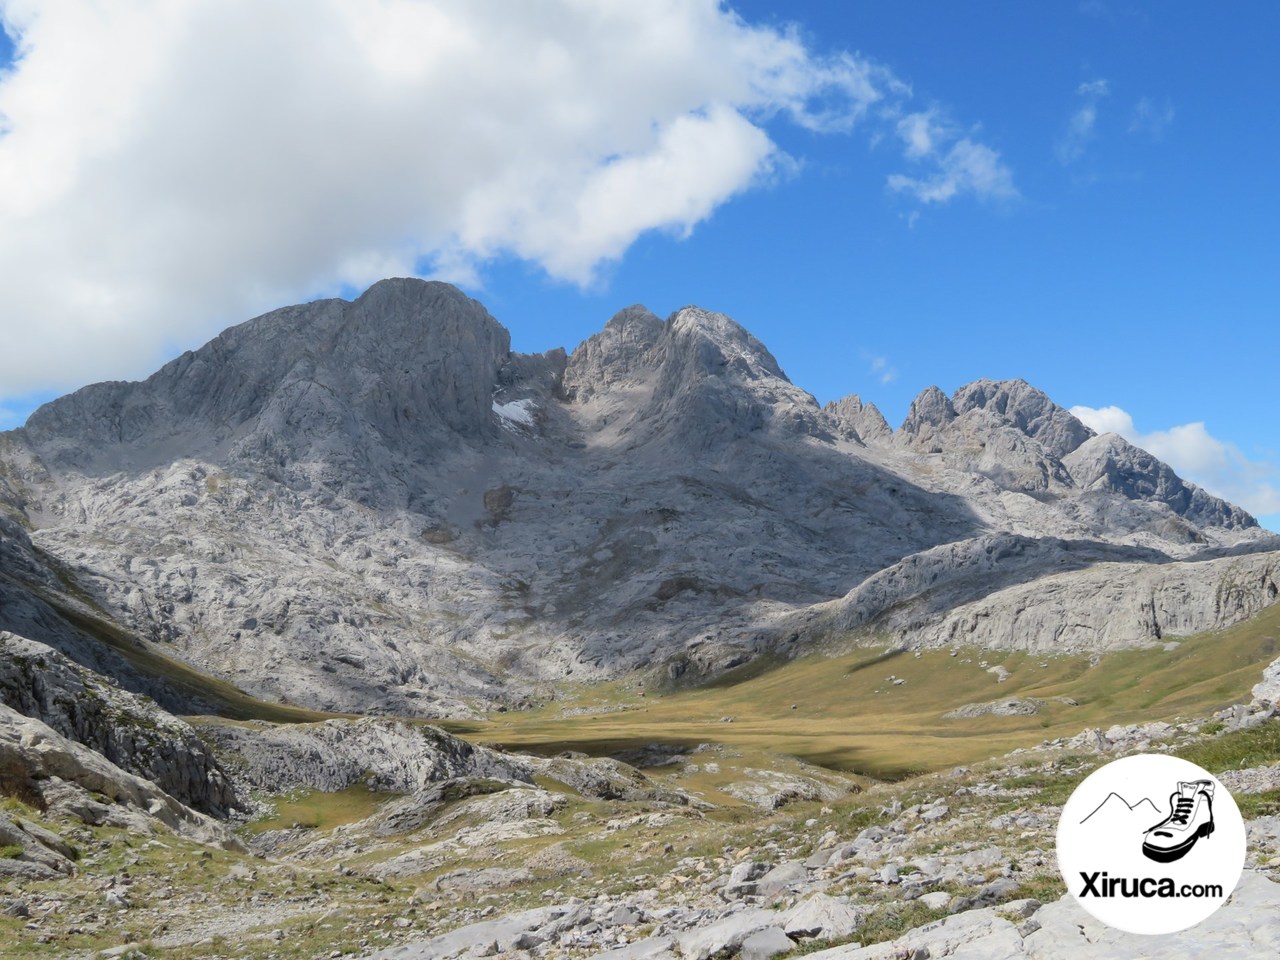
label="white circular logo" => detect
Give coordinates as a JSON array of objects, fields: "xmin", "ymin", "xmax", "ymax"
[{"xmin": 1056, "ymin": 754, "xmax": 1245, "ymax": 934}]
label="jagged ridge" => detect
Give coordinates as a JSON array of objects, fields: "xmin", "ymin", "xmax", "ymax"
[{"xmin": 0, "ymin": 278, "xmax": 1275, "ymax": 718}]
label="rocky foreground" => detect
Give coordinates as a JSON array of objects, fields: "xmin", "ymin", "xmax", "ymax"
[{"xmin": 1, "ymin": 633, "xmax": 1279, "ymax": 959}]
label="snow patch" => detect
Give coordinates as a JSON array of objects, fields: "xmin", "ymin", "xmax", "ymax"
[{"xmin": 493, "ymin": 399, "xmax": 536, "ymax": 429}]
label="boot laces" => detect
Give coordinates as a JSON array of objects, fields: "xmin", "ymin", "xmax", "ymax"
[{"xmin": 1170, "ymin": 796, "xmax": 1195, "ymax": 825}]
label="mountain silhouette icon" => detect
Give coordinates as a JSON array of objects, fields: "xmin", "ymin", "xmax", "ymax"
[{"xmin": 1080, "ymin": 792, "xmax": 1162, "ymax": 826}]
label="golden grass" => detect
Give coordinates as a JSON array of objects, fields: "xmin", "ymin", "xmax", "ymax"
[
  {"xmin": 244, "ymin": 783, "xmax": 394, "ymax": 833},
  {"xmin": 468, "ymin": 604, "xmax": 1280, "ymax": 781}
]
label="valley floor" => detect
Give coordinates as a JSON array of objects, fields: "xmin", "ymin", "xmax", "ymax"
[{"xmin": 4, "ymin": 613, "xmax": 1280, "ymax": 959}]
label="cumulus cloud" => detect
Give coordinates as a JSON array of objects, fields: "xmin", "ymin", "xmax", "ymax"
[
  {"xmin": 1057, "ymin": 78, "xmax": 1109, "ymax": 164},
  {"xmin": 0, "ymin": 1, "xmax": 1012, "ymax": 397},
  {"xmin": 1070, "ymin": 404, "xmax": 1280, "ymax": 518}
]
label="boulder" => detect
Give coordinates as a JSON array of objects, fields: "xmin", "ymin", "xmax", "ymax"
[{"xmin": 784, "ymin": 893, "xmax": 863, "ymax": 940}]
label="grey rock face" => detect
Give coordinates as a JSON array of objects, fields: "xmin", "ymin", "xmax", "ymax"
[
  {"xmin": 722, "ymin": 768, "xmax": 850, "ymax": 810},
  {"xmin": 897, "ymin": 384, "xmax": 957, "ymax": 451},
  {"xmin": 899, "ymin": 550, "xmax": 1280, "ymax": 653},
  {"xmin": 561, "ymin": 305, "xmax": 664, "ymax": 401},
  {"xmin": 363, "ymin": 904, "xmax": 568, "ymax": 960},
  {"xmin": 738, "ymin": 926, "xmax": 794, "ymax": 960},
  {"xmin": 0, "ymin": 472, "xmax": 160, "ymax": 694},
  {"xmin": 783, "ymin": 893, "xmax": 863, "ymax": 939},
  {"xmin": 0, "ymin": 808, "xmax": 77, "ymax": 879},
  {"xmin": 810, "ymin": 531, "xmax": 1276, "ymax": 652},
  {"xmin": 1252, "ymin": 656, "xmax": 1280, "ymax": 705},
  {"xmin": 0, "ymin": 704, "xmax": 239, "ymax": 849},
  {"xmin": 799, "ymin": 870, "xmax": 1280, "ymax": 959},
  {"xmin": 528, "ymin": 755, "xmax": 691, "ymax": 805},
  {"xmin": 1065, "ymin": 432, "xmax": 1254, "ymax": 530},
  {"xmin": 203, "ymin": 718, "xmax": 533, "ymax": 794},
  {"xmin": 360, "ymin": 780, "xmax": 557, "ymax": 838},
  {"xmin": 0, "ymin": 631, "xmax": 237, "ymax": 815},
  {"xmin": 952, "ymin": 379, "xmax": 1093, "ymax": 460},
  {"xmin": 24, "ymin": 279, "xmax": 510, "ymax": 478},
  {"xmin": 3, "ymin": 279, "xmax": 1277, "ymax": 716},
  {"xmin": 676, "ymin": 908, "xmax": 780, "ymax": 960},
  {"xmin": 899, "ymin": 380, "xmax": 1082, "ymax": 493},
  {"xmin": 825, "ymin": 394, "xmax": 891, "ymax": 444}
]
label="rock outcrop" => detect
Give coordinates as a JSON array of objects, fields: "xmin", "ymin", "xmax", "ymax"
[
  {"xmin": 203, "ymin": 718, "xmax": 534, "ymax": 794},
  {"xmin": 0, "ymin": 631, "xmax": 238, "ymax": 815},
  {"xmin": 1065, "ymin": 431, "xmax": 1253, "ymax": 529},
  {"xmin": 817, "ymin": 536, "xmax": 1280, "ymax": 653},
  {"xmin": 825, "ymin": 394, "xmax": 891, "ymax": 445},
  {"xmin": 0, "ymin": 704, "xmax": 240, "ymax": 849}
]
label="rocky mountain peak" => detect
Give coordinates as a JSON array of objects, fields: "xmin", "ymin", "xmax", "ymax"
[
  {"xmin": 561, "ymin": 304, "xmax": 663, "ymax": 400},
  {"xmin": 2, "ymin": 279, "xmax": 1275, "ymax": 724},
  {"xmin": 661, "ymin": 306, "xmax": 788, "ymax": 383},
  {"xmin": 1064, "ymin": 431, "xmax": 1256, "ymax": 530},
  {"xmin": 951, "ymin": 378, "xmax": 1093, "ymax": 460},
  {"xmin": 563, "ymin": 302, "xmax": 818, "ymax": 451},
  {"xmin": 21, "ymin": 278, "xmax": 511, "ymax": 474},
  {"xmin": 824, "ymin": 394, "xmax": 892, "ymax": 445},
  {"xmin": 898, "ymin": 385, "xmax": 957, "ymax": 448},
  {"xmin": 606, "ymin": 304, "xmax": 665, "ymax": 335},
  {"xmin": 627, "ymin": 305, "xmax": 829, "ymax": 451}
]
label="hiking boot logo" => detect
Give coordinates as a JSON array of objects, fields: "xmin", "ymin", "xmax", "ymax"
[
  {"xmin": 1057, "ymin": 754, "xmax": 1245, "ymax": 935},
  {"xmin": 1142, "ymin": 779, "xmax": 1215, "ymax": 863}
]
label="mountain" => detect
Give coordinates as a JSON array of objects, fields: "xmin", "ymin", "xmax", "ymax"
[{"xmin": 1, "ymin": 278, "xmax": 1277, "ymax": 716}]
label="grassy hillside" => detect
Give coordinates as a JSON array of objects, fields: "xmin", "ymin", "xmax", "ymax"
[
  {"xmin": 13, "ymin": 565, "xmax": 342, "ymax": 724},
  {"xmin": 469, "ymin": 603, "xmax": 1280, "ymax": 780}
]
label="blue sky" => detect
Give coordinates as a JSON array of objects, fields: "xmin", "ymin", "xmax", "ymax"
[{"xmin": 0, "ymin": 2, "xmax": 1276, "ymax": 528}]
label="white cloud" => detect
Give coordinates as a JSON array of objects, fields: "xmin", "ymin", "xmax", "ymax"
[
  {"xmin": 0, "ymin": 2, "xmax": 852, "ymax": 393},
  {"xmin": 0, "ymin": 1, "xmax": 1014, "ymax": 398},
  {"xmin": 1129, "ymin": 96, "xmax": 1175, "ymax": 139},
  {"xmin": 888, "ymin": 138, "xmax": 1017, "ymax": 205},
  {"xmin": 1070, "ymin": 404, "xmax": 1136, "ymax": 437},
  {"xmin": 452, "ymin": 104, "xmax": 775, "ymax": 285},
  {"xmin": 1070, "ymin": 404, "xmax": 1280, "ymax": 518},
  {"xmin": 1057, "ymin": 78, "xmax": 1109, "ymax": 164},
  {"xmin": 896, "ymin": 110, "xmax": 951, "ymax": 160}
]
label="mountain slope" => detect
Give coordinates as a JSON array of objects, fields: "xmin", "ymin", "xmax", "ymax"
[{"xmin": 1, "ymin": 278, "xmax": 1276, "ymax": 716}]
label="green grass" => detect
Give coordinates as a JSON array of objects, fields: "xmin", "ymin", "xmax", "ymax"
[
  {"xmin": 1235, "ymin": 788, "xmax": 1280, "ymax": 820},
  {"xmin": 469, "ymin": 603, "xmax": 1280, "ymax": 782},
  {"xmin": 244, "ymin": 784, "xmax": 395, "ymax": 833},
  {"xmin": 1176, "ymin": 717, "xmax": 1280, "ymax": 772}
]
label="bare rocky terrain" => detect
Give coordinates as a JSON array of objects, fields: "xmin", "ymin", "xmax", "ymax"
[
  {"xmin": 1, "ymin": 278, "xmax": 1276, "ymax": 716},
  {"xmin": 1, "ymin": 277, "xmax": 1279, "ymax": 958}
]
